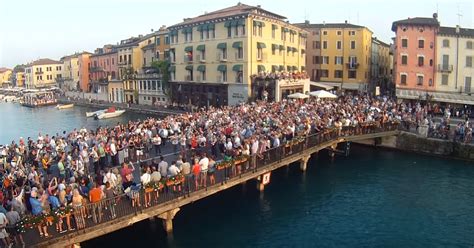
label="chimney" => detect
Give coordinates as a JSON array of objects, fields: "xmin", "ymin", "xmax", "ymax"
[
  {"xmin": 456, "ymin": 25, "xmax": 460, "ymax": 34},
  {"xmin": 345, "ymin": 20, "xmax": 348, "ymax": 24},
  {"xmin": 305, "ymin": 20, "xmax": 310, "ymax": 25},
  {"xmin": 257, "ymin": 5, "xmax": 261, "ymax": 8}
]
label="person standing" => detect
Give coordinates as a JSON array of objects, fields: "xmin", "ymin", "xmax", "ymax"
[
  {"xmin": 199, "ymin": 154, "xmax": 209, "ymax": 187},
  {"xmin": 88, "ymin": 183, "xmax": 104, "ymax": 224},
  {"xmin": 5, "ymin": 205, "xmax": 24, "ymax": 248},
  {"xmin": 158, "ymin": 156, "xmax": 168, "ymax": 179},
  {"xmin": 0, "ymin": 211, "xmax": 11, "ymax": 248}
]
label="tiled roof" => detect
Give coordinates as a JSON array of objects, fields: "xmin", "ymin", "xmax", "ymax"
[
  {"xmin": 439, "ymin": 26, "xmax": 474, "ymax": 38},
  {"xmin": 0, "ymin": 68, "xmax": 12, "ymax": 73},
  {"xmin": 27, "ymin": 58, "xmax": 62, "ymax": 66},
  {"xmin": 391, "ymin": 17, "xmax": 439, "ymax": 31},
  {"xmin": 169, "ymin": 3, "xmax": 286, "ymax": 29},
  {"xmin": 294, "ymin": 22, "xmax": 365, "ymax": 29}
]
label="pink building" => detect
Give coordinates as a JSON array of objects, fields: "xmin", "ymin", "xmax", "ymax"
[
  {"xmin": 392, "ymin": 16, "xmax": 439, "ymax": 92},
  {"xmin": 89, "ymin": 45, "xmax": 118, "ymax": 93}
]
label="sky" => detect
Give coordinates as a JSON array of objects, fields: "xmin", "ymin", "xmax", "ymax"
[{"xmin": 0, "ymin": 0, "xmax": 472, "ymax": 68}]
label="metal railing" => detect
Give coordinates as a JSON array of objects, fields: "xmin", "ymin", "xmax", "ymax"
[{"xmin": 24, "ymin": 122, "xmax": 401, "ymax": 246}]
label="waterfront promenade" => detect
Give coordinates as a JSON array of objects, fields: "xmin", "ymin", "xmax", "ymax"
[{"xmin": 27, "ymin": 124, "xmax": 400, "ymax": 248}]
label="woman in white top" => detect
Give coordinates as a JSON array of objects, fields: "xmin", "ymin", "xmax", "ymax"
[{"xmin": 140, "ymin": 167, "xmax": 152, "ymax": 207}]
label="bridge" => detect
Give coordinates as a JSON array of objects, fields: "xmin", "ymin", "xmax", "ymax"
[{"xmin": 28, "ymin": 124, "xmax": 400, "ymax": 248}]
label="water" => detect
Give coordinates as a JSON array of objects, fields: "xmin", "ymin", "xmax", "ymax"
[
  {"xmin": 0, "ymin": 102, "xmax": 149, "ymax": 144},
  {"xmin": 2, "ymin": 103, "xmax": 474, "ymax": 247}
]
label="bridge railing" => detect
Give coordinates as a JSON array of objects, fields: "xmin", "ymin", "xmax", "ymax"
[{"xmin": 26, "ymin": 121, "xmax": 401, "ymax": 246}]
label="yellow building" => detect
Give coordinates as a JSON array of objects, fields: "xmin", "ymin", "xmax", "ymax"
[
  {"xmin": 0, "ymin": 68, "xmax": 13, "ymax": 87},
  {"xmin": 169, "ymin": 3, "xmax": 308, "ymax": 106},
  {"xmin": 25, "ymin": 59, "xmax": 63, "ymax": 89},
  {"xmin": 15, "ymin": 71, "xmax": 25, "ymax": 87},
  {"xmin": 60, "ymin": 54, "xmax": 80, "ymax": 90},
  {"xmin": 296, "ymin": 21, "xmax": 373, "ymax": 91},
  {"xmin": 108, "ymin": 79, "xmax": 125, "ymax": 103}
]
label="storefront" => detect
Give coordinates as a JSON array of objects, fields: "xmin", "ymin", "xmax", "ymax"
[{"xmin": 170, "ymin": 81, "xmax": 228, "ymax": 107}]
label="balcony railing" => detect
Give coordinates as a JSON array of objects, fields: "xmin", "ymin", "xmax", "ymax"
[
  {"xmin": 185, "ymin": 75, "xmax": 193, "ymax": 81},
  {"xmin": 217, "ymin": 53, "xmax": 227, "ymax": 62},
  {"xmin": 437, "ymin": 64, "xmax": 453, "ymax": 73},
  {"xmin": 135, "ymin": 73, "xmax": 162, "ymax": 79},
  {"xmin": 346, "ymin": 62, "xmax": 359, "ymax": 69}
]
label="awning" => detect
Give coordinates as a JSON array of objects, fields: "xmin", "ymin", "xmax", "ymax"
[
  {"xmin": 279, "ymin": 65, "xmax": 285, "ymax": 71},
  {"xmin": 197, "ymin": 65, "xmax": 206, "ymax": 72},
  {"xmin": 232, "ymin": 41, "xmax": 243, "ymax": 49},
  {"xmin": 181, "ymin": 27, "xmax": 192, "ymax": 34},
  {"xmin": 224, "ymin": 21, "xmax": 232, "ymax": 28},
  {"xmin": 310, "ymin": 81, "xmax": 334, "ymax": 90},
  {"xmin": 217, "ymin": 43, "xmax": 227, "ymax": 49},
  {"xmin": 257, "ymin": 42, "xmax": 266, "ymax": 49},
  {"xmin": 184, "ymin": 46, "xmax": 193, "ymax": 52},
  {"xmin": 301, "ymin": 49, "xmax": 306, "ymax": 54},
  {"xmin": 292, "ymin": 47, "xmax": 298, "ymax": 53},
  {"xmin": 185, "ymin": 65, "xmax": 193, "ymax": 71},
  {"xmin": 287, "ymin": 46, "xmax": 292, "ymax": 51},
  {"xmin": 272, "ymin": 24, "xmax": 278, "ymax": 30},
  {"xmin": 258, "ymin": 65, "xmax": 266, "ymax": 72},
  {"xmin": 197, "ymin": 25, "xmax": 204, "ymax": 31},
  {"xmin": 282, "ymin": 27, "xmax": 289, "ymax": 32},
  {"xmin": 238, "ymin": 19, "xmax": 245, "ymax": 26},
  {"xmin": 208, "ymin": 23, "xmax": 215, "ymax": 30},
  {"xmin": 232, "ymin": 64, "xmax": 243, "ymax": 71},
  {"xmin": 290, "ymin": 30, "xmax": 297, "ymax": 35},
  {"xmin": 217, "ymin": 64, "xmax": 227, "ymax": 72},
  {"xmin": 272, "ymin": 44, "xmax": 279, "ymax": 50},
  {"xmin": 170, "ymin": 30, "xmax": 178, "ymax": 36},
  {"xmin": 196, "ymin": 45, "xmax": 205, "ymax": 51},
  {"xmin": 396, "ymin": 89, "xmax": 474, "ymax": 105},
  {"xmin": 169, "ymin": 66, "xmax": 176, "ymax": 72},
  {"xmin": 253, "ymin": 20, "xmax": 265, "ymax": 27},
  {"xmin": 271, "ymin": 65, "xmax": 278, "ymax": 72},
  {"xmin": 292, "ymin": 66, "xmax": 298, "ymax": 71},
  {"xmin": 279, "ymin": 45, "xmax": 284, "ymax": 50},
  {"xmin": 287, "ymin": 65, "xmax": 292, "ymax": 71}
]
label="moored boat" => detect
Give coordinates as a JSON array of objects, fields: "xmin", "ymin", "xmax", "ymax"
[
  {"xmin": 95, "ymin": 107, "xmax": 125, "ymax": 119},
  {"xmin": 56, "ymin": 104, "xmax": 74, "ymax": 110},
  {"xmin": 86, "ymin": 109, "xmax": 107, "ymax": 118}
]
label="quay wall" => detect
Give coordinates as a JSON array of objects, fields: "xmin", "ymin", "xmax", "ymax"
[{"xmin": 355, "ymin": 132, "xmax": 474, "ymax": 161}]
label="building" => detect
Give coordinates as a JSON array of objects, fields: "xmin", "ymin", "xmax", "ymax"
[
  {"xmin": 89, "ymin": 45, "xmax": 118, "ymax": 95},
  {"xmin": 296, "ymin": 21, "xmax": 373, "ymax": 91},
  {"xmin": 108, "ymin": 80, "xmax": 125, "ymax": 103},
  {"xmin": 168, "ymin": 3, "xmax": 308, "ymax": 106},
  {"xmin": 371, "ymin": 37, "xmax": 392, "ymax": 94},
  {"xmin": 436, "ymin": 26, "xmax": 474, "ymax": 94},
  {"xmin": 24, "ymin": 59, "xmax": 63, "ymax": 89},
  {"xmin": 138, "ymin": 26, "xmax": 170, "ymax": 105},
  {"xmin": 0, "ymin": 68, "xmax": 12, "ymax": 88},
  {"xmin": 61, "ymin": 54, "xmax": 80, "ymax": 90},
  {"xmin": 392, "ymin": 16, "xmax": 439, "ymax": 96}
]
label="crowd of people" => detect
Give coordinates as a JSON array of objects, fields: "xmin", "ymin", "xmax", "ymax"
[{"xmin": 0, "ymin": 92, "xmax": 471, "ymax": 246}]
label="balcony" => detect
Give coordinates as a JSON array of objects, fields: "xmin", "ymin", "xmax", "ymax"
[
  {"xmin": 216, "ymin": 53, "xmax": 227, "ymax": 62},
  {"xmin": 35, "ymin": 71, "xmax": 44, "ymax": 75},
  {"xmin": 136, "ymin": 73, "xmax": 162, "ymax": 79},
  {"xmin": 346, "ymin": 62, "xmax": 359, "ymax": 69},
  {"xmin": 184, "ymin": 55, "xmax": 193, "ymax": 63},
  {"xmin": 437, "ymin": 64, "xmax": 453, "ymax": 73}
]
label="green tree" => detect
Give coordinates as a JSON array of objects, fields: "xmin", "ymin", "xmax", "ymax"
[{"xmin": 151, "ymin": 60, "xmax": 170, "ymax": 95}]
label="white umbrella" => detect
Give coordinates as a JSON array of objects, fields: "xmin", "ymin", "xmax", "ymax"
[
  {"xmin": 287, "ymin": 92, "xmax": 309, "ymax": 99},
  {"xmin": 309, "ymin": 90, "xmax": 337, "ymax": 99}
]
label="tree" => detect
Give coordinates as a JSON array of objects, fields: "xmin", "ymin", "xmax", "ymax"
[{"xmin": 151, "ymin": 60, "xmax": 170, "ymax": 95}]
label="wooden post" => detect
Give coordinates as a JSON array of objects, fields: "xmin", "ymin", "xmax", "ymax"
[{"xmin": 157, "ymin": 208, "xmax": 180, "ymax": 234}]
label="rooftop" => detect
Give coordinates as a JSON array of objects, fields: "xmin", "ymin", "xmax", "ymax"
[
  {"xmin": 391, "ymin": 17, "xmax": 439, "ymax": 32},
  {"xmin": 439, "ymin": 26, "xmax": 474, "ymax": 38},
  {"xmin": 0, "ymin": 68, "xmax": 12, "ymax": 73},
  {"xmin": 27, "ymin": 58, "xmax": 62, "ymax": 67},
  {"xmin": 294, "ymin": 21, "xmax": 366, "ymax": 30},
  {"xmin": 169, "ymin": 3, "xmax": 287, "ymax": 29}
]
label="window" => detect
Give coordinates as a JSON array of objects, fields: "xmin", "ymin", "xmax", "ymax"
[
  {"xmin": 201, "ymin": 71, "xmax": 206, "ymax": 81},
  {"xmin": 234, "ymin": 25, "xmax": 239, "ymax": 37},
  {"xmin": 257, "ymin": 48, "xmax": 263, "ymax": 60},
  {"xmin": 401, "ymin": 55, "xmax": 408, "ymax": 65},
  {"xmin": 441, "ymin": 74, "xmax": 449, "ymax": 85},
  {"xmin": 401, "ymin": 38, "xmax": 408, "ymax": 48},
  {"xmin": 322, "ymin": 41, "xmax": 327, "ymax": 49},
  {"xmin": 467, "ymin": 41, "xmax": 473, "ymax": 49},
  {"xmin": 442, "ymin": 39, "xmax": 449, "ymax": 47},
  {"xmin": 322, "ymin": 56, "xmax": 329, "ymax": 64},
  {"xmin": 348, "ymin": 70, "xmax": 357, "ymax": 79},
  {"xmin": 156, "ymin": 37, "xmax": 161, "ymax": 45},
  {"xmin": 320, "ymin": 69, "xmax": 329, "ymax": 77},
  {"xmin": 466, "ymin": 56, "xmax": 473, "ymax": 67},
  {"xmin": 221, "ymin": 71, "xmax": 227, "ymax": 82},
  {"xmin": 429, "ymin": 59, "xmax": 433, "ymax": 66},
  {"xmin": 418, "ymin": 39, "xmax": 424, "ymax": 48},
  {"xmin": 236, "ymin": 71, "xmax": 243, "ymax": 83},
  {"xmin": 228, "ymin": 27, "xmax": 232, "ymax": 38},
  {"xmin": 200, "ymin": 30, "xmax": 204, "ymax": 40},
  {"xmin": 465, "ymin": 77, "xmax": 472, "ymax": 93},
  {"xmin": 351, "ymin": 41, "xmax": 356, "ymax": 49},
  {"xmin": 334, "ymin": 70, "xmax": 343, "ymax": 78},
  {"xmin": 272, "ymin": 47, "xmax": 276, "ymax": 55},
  {"xmin": 312, "ymin": 56, "xmax": 319, "ymax": 64},
  {"xmin": 418, "ymin": 56, "xmax": 424, "ymax": 66},
  {"xmin": 335, "ymin": 56, "xmax": 343, "ymax": 65},
  {"xmin": 336, "ymin": 41, "xmax": 342, "ymax": 50},
  {"xmin": 417, "ymin": 75, "xmax": 423, "ymax": 85},
  {"xmin": 323, "ymin": 31, "xmax": 327, "ymax": 35},
  {"xmin": 237, "ymin": 48, "xmax": 243, "ymax": 60},
  {"xmin": 272, "ymin": 28, "xmax": 276, "ymax": 39},
  {"xmin": 348, "ymin": 31, "xmax": 355, "ymax": 35},
  {"xmin": 400, "ymin": 74, "xmax": 407, "ymax": 85},
  {"xmin": 337, "ymin": 31, "xmax": 342, "ymax": 35}
]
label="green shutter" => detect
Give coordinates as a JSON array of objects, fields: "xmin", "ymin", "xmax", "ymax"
[
  {"xmin": 197, "ymin": 65, "xmax": 206, "ymax": 72},
  {"xmin": 258, "ymin": 65, "xmax": 266, "ymax": 72},
  {"xmin": 284, "ymin": 28, "xmax": 289, "ymax": 32},
  {"xmin": 169, "ymin": 65, "xmax": 176, "ymax": 72},
  {"xmin": 271, "ymin": 65, "xmax": 278, "ymax": 72},
  {"xmin": 279, "ymin": 65, "xmax": 285, "ymax": 71},
  {"xmin": 224, "ymin": 21, "xmax": 231, "ymax": 28},
  {"xmin": 272, "ymin": 24, "xmax": 278, "ymax": 30},
  {"xmin": 232, "ymin": 41, "xmax": 243, "ymax": 48},
  {"xmin": 253, "ymin": 20, "xmax": 258, "ymax": 27},
  {"xmin": 287, "ymin": 46, "xmax": 292, "ymax": 51},
  {"xmin": 238, "ymin": 19, "xmax": 245, "ymax": 26},
  {"xmin": 196, "ymin": 45, "xmax": 205, "ymax": 51},
  {"xmin": 184, "ymin": 46, "xmax": 193, "ymax": 52},
  {"xmin": 279, "ymin": 45, "xmax": 284, "ymax": 50},
  {"xmin": 217, "ymin": 64, "xmax": 227, "ymax": 72},
  {"xmin": 257, "ymin": 42, "xmax": 266, "ymax": 49},
  {"xmin": 185, "ymin": 65, "xmax": 193, "ymax": 71},
  {"xmin": 217, "ymin": 43, "xmax": 227, "ymax": 49},
  {"xmin": 232, "ymin": 64, "xmax": 243, "ymax": 71},
  {"xmin": 181, "ymin": 28, "xmax": 187, "ymax": 34},
  {"xmin": 292, "ymin": 47, "xmax": 298, "ymax": 53},
  {"xmin": 197, "ymin": 26, "xmax": 203, "ymax": 32}
]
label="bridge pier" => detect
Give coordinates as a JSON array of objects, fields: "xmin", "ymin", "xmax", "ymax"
[
  {"xmin": 157, "ymin": 208, "xmax": 180, "ymax": 234},
  {"xmin": 300, "ymin": 155, "xmax": 311, "ymax": 171}
]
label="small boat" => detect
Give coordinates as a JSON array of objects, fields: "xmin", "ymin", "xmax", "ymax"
[
  {"xmin": 95, "ymin": 107, "xmax": 125, "ymax": 120},
  {"xmin": 56, "ymin": 104, "xmax": 74, "ymax": 110},
  {"xmin": 86, "ymin": 109, "xmax": 107, "ymax": 118}
]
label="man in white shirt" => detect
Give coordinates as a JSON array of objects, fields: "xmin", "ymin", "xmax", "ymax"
[
  {"xmin": 0, "ymin": 212, "xmax": 10, "ymax": 248},
  {"xmin": 103, "ymin": 169, "xmax": 118, "ymax": 188},
  {"xmin": 199, "ymin": 154, "xmax": 209, "ymax": 186},
  {"xmin": 158, "ymin": 156, "xmax": 169, "ymax": 178}
]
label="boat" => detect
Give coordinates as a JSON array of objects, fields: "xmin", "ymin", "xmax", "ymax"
[
  {"xmin": 86, "ymin": 109, "xmax": 107, "ymax": 118},
  {"xmin": 95, "ymin": 107, "xmax": 125, "ymax": 119},
  {"xmin": 56, "ymin": 104, "xmax": 74, "ymax": 110},
  {"xmin": 4, "ymin": 96, "xmax": 19, "ymax": 102}
]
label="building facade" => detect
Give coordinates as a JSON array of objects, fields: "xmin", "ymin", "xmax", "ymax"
[
  {"xmin": 296, "ymin": 21, "xmax": 373, "ymax": 91},
  {"xmin": 0, "ymin": 68, "xmax": 12, "ymax": 87},
  {"xmin": 61, "ymin": 55, "xmax": 80, "ymax": 91},
  {"xmin": 24, "ymin": 59, "xmax": 63, "ymax": 89},
  {"xmin": 89, "ymin": 45, "xmax": 119, "ymax": 95},
  {"xmin": 370, "ymin": 37, "xmax": 392, "ymax": 94},
  {"xmin": 168, "ymin": 3, "xmax": 307, "ymax": 106},
  {"xmin": 392, "ymin": 17, "xmax": 439, "ymax": 94},
  {"xmin": 436, "ymin": 26, "xmax": 474, "ymax": 94}
]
